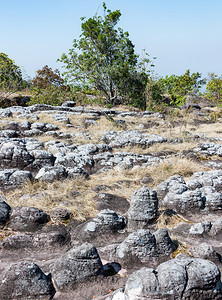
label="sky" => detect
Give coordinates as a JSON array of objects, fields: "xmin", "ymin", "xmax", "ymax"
[{"xmin": 1, "ymin": 0, "xmax": 222, "ymax": 80}]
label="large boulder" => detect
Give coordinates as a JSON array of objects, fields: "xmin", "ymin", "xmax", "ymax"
[
  {"xmin": 123, "ymin": 255, "xmax": 222, "ymax": 300},
  {"xmin": 127, "ymin": 186, "xmax": 158, "ymax": 231},
  {"xmin": 0, "ymin": 261, "xmax": 55, "ymax": 300},
  {"xmin": 52, "ymin": 243, "xmax": 103, "ymax": 290},
  {"xmin": 8, "ymin": 206, "xmax": 50, "ymax": 232},
  {"xmin": 0, "ymin": 169, "xmax": 33, "ymax": 190}
]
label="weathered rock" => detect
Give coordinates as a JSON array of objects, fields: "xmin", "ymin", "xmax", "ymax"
[
  {"xmin": 153, "ymin": 228, "xmax": 176, "ymax": 256},
  {"xmin": 156, "ymin": 174, "xmax": 187, "ymax": 200},
  {"xmin": 50, "ymin": 207, "xmax": 72, "ymax": 221},
  {"xmin": 0, "ymin": 140, "xmax": 34, "ymax": 169},
  {"xmin": 61, "ymin": 100, "xmax": 76, "ymax": 107},
  {"xmin": 194, "ymin": 143, "xmax": 222, "ymax": 157},
  {"xmin": 85, "ymin": 209, "xmax": 126, "ymax": 234},
  {"xmin": 0, "ymin": 169, "xmax": 33, "ymax": 190},
  {"xmin": 162, "ymin": 189, "xmax": 204, "ymax": 215},
  {"xmin": 101, "ymin": 130, "xmax": 168, "ymax": 148},
  {"xmin": 0, "ymin": 261, "xmax": 55, "ymax": 300},
  {"xmin": 115, "ymin": 229, "xmax": 156, "ymax": 266},
  {"xmin": 0, "ymin": 196, "xmax": 11, "ymax": 226},
  {"xmin": 189, "ymin": 221, "xmax": 212, "ymax": 235},
  {"xmin": 189, "ymin": 243, "xmax": 221, "ymax": 263},
  {"xmin": 52, "ymin": 243, "xmax": 103, "ymax": 290},
  {"xmin": 29, "ymin": 150, "xmax": 55, "ymax": 171},
  {"xmin": 200, "ymin": 186, "xmax": 222, "ymax": 211},
  {"xmin": 35, "ymin": 165, "xmax": 67, "ymax": 182},
  {"xmin": 9, "ymin": 206, "xmax": 50, "ymax": 232},
  {"xmin": 124, "ymin": 255, "xmax": 222, "ymax": 299},
  {"xmin": 127, "ymin": 186, "xmax": 158, "ymax": 231}
]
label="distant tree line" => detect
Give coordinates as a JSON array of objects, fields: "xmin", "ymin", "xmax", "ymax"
[{"xmin": 0, "ymin": 3, "xmax": 222, "ymax": 109}]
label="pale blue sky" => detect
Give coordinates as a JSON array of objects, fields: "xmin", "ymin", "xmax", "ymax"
[{"xmin": 1, "ymin": 0, "xmax": 222, "ymax": 80}]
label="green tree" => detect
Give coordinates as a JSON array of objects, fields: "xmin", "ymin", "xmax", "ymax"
[
  {"xmin": 0, "ymin": 53, "xmax": 24, "ymax": 98},
  {"xmin": 161, "ymin": 70, "xmax": 206, "ymax": 106},
  {"xmin": 206, "ymin": 73, "xmax": 222, "ymax": 103},
  {"xmin": 58, "ymin": 3, "xmax": 148, "ymax": 108}
]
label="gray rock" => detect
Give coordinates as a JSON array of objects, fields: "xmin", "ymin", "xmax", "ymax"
[
  {"xmin": 102, "ymin": 130, "xmax": 168, "ymax": 148},
  {"xmin": 0, "ymin": 108, "xmax": 12, "ymax": 117},
  {"xmin": 127, "ymin": 186, "xmax": 158, "ymax": 231},
  {"xmin": 9, "ymin": 206, "xmax": 50, "ymax": 232},
  {"xmin": 194, "ymin": 143, "xmax": 222, "ymax": 157},
  {"xmin": 0, "ymin": 140, "xmax": 34, "ymax": 169},
  {"xmin": 0, "ymin": 196, "xmax": 11, "ymax": 226},
  {"xmin": 211, "ymin": 218, "xmax": 222, "ymax": 236},
  {"xmin": 61, "ymin": 100, "xmax": 76, "ymax": 107},
  {"xmin": 200, "ymin": 186, "xmax": 222, "ymax": 211},
  {"xmin": 0, "ymin": 169, "xmax": 33, "ymax": 190},
  {"xmin": 18, "ymin": 120, "xmax": 31, "ymax": 131},
  {"xmin": 85, "ymin": 209, "xmax": 126, "ymax": 233},
  {"xmin": 0, "ymin": 261, "xmax": 55, "ymax": 300},
  {"xmin": 189, "ymin": 221, "xmax": 212, "ymax": 235},
  {"xmin": 116, "ymin": 229, "xmax": 156, "ymax": 264},
  {"xmin": 153, "ymin": 228, "xmax": 176, "ymax": 255},
  {"xmin": 189, "ymin": 243, "xmax": 221, "ymax": 262},
  {"xmin": 35, "ymin": 165, "xmax": 67, "ymax": 182},
  {"xmin": 156, "ymin": 174, "xmax": 187, "ymax": 200},
  {"xmin": 52, "ymin": 243, "xmax": 103, "ymax": 289},
  {"xmin": 124, "ymin": 256, "xmax": 222, "ymax": 299},
  {"xmin": 162, "ymin": 189, "xmax": 204, "ymax": 214},
  {"xmin": 50, "ymin": 207, "xmax": 72, "ymax": 221},
  {"xmin": 29, "ymin": 150, "xmax": 55, "ymax": 170}
]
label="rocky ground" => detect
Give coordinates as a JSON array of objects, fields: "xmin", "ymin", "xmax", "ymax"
[{"xmin": 0, "ymin": 100, "xmax": 222, "ymax": 299}]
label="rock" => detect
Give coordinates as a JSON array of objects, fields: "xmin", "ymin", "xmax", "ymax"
[
  {"xmin": 85, "ymin": 209, "xmax": 126, "ymax": 234},
  {"xmin": 153, "ymin": 228, "xmax": 176, "ymax": 256},
  {"xmin": 200, "ymin": 186, "xmax": 222, "ymax": 211},
  {"xmin": 50, "ymin": 207, "xmax": 72, "ymax": 221},
  {"xmin": 61, "ymin": 100, "xmax": 76, "ymax": 107},
  {"xmin": 115, "ymin": 229, "xmax": 157, "ymax": 266},
  {"xmin": 29, "ymin": 150, "xmax": 55, "ymax": 171},
  {"xmin": 194, "ymin": 143, "xmax": 222, "ymax": 157},
  {"xmin": 9, "ymin": 206, "xmax": 50, "ymax": 232},
  {"xmin": 0, "ymin": 108, "xmax": 12, "ymax": 117},
  {"xmin": 0, "ymin": 261, "xmax": 55, "ymax": 300},
  {"xmin": 0, "ymin": 196, "xmax": 11, "ymax": 226},
  {"xmin": 127, "ymin": 186, "xmax": 158, "ymax": 231},
  {"xmin": 35, "ymin": 165, "xmax": 67, "ymax": 182},
  {"xmin": 211, "ymin": 218, "xmax": 222, "ymax": 236},
  {"xmin": 101, "ymin": 130, "xmax": 168, "ymax": 148},
  {"xmin": 162, "ymin": 189, "xmax": 204, "ymax": 214},
  {"xmin": 52, "ymin": 243, "xmax": 103, "ymax": 290},
  {"xmin": 0, "ymin": 169, "xmax": 33, "ymax": 190},
  {"xmin": 0, "ymin": 224, "xmax": 70, "ymax": 253},
  {"xmin": 189, "ymin": 221, "xmax": 212, "ymax": 235},
  {"xmin": 0, "ymin": 140, "xmax": 34, "ymax": 169},
  {"xmin": 155, "ymin": 174, "xmax": 187, "ymax": 200},
  {"xmin": 124, "ymin": 256, "xmax": 222, "ymax": 299},
  {"xmin": 94, "ymin": 193, "xmax": 130, "ymax": 214},
  {"xmin": 189, "ymin": 243, "xmax": 221, "ymax": 262}
]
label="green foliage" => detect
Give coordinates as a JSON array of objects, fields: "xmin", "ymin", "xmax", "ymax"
[
  {"xmin": 161, "ymin": 70, "xmax": 206, "ymax": 106},
  {"xmin": 0, "ymin": 53, "xmax": 24, "ymax": 98},
  {"xmin": 205, "ymin": 73, "xmax": 222, "ymax": 103},
  {"xmin": 58, "ymin": 2, "xmax": 149, "ymax": 108},
  {"xmin": 30, "ymin": 65, "xmax": 71, "ymax": 106},
  {"xmin": 145, "ymin": 77, "xmax": 166, "ymax": 109}
]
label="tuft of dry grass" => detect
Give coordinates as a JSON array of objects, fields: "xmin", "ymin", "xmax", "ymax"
[{"xmin": 5, "ymin": 177, "xmax": 98, "ymax": 221}]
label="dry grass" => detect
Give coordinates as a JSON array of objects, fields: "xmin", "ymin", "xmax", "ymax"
[{"xmin": 5, "ymin": 177, "xmax": 98, "ymax": 221}]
